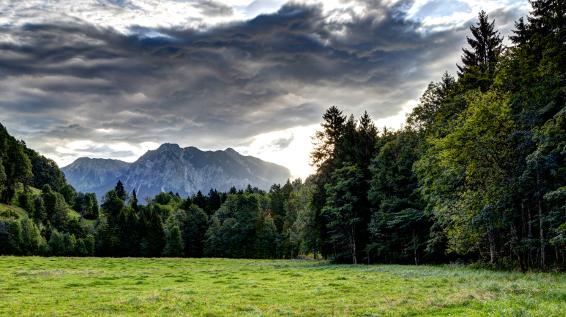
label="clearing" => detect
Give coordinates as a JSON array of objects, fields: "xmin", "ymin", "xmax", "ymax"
[{"xmin": 0, "ymin": 257, "xmax": 565, "ymax": 316}]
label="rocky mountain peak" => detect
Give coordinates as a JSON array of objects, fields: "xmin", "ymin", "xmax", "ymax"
[{"xmin": 62, "ymin": 144, "xmax": 291, "ymax": 201}]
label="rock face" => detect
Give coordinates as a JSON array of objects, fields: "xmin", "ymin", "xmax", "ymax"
[
  {"xmin": 62, "ymin": 157, "xmax": 130, "ymax": 200},
  {"xmin": 62, "ymin": 144, "xmax": 291, "ymax": 201}
]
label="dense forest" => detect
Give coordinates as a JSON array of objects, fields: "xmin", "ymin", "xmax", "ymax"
[{"xmin": 0, "ymin": 1, "xmax": 564, "ymax": 271}]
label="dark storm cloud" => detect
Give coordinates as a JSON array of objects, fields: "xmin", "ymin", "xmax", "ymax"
[
  {"xmin": 0, "ymin": 1, "xmax": 525, "ymax": 160},
  {"xmin": 192, "ymin": 0, "xmax": 234, "ymax": 16}
]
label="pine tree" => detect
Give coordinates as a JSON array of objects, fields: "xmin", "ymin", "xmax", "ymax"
[
  {"xmin": 311, "ymin": 106, "xmax": 346, "ymax": 168},
  {"xmin": 115, "ymin": 181, "xmax": 127, "ymax": 201},
  {"xmin": 193, "ymin": 191, "xmax": 207, "ymax": 210},
  {"xmin": 130, "ymin": 189, "xmax": 139, "ymax": 212},
  {"xmin": 323, "ymin": 164, "xmax": 364, "ymax": 264},
  {"xmin": 510, "ymin": 17, "xmax": 529, "ymax": 45},
  {"xmin": 458, "ymin": 10, "xmax": 503, "ymax": 91}
]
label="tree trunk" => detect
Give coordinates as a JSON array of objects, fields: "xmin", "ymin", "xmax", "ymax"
[
  {"xmin": 351, "ymin": 224, "xmax": 357, "ymax": 264},
  {"xmin": 528, "ymin": 206, "xmax": 533, "ymax": 267},
  {"xmin": 488, "ymin": 226, "xmax": 496, "ymax": 265},
  {"xmin": 413, "ymin": 229, "xmax": 418, "ymax": 266},
  {"xmin": 538, "ymin": 200, "xmax": 545, "ymax": 269}
]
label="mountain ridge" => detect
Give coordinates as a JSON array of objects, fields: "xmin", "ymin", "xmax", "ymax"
[{"xmin": 62, "ymin": 144, "xmax": 291, "ymax": 200}]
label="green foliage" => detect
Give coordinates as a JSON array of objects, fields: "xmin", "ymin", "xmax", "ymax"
[
  {"xmin": 32, "ymin": 196, "xmax": 47, "ymax": 223},
  {"xmin": 256, "ymin": 214, "xmax": 277, "ymax": 258},
  {"xmin": 59, "ymin": 184, "xmax": 77, "ymax": 206},
  {"xmin": 114, "ymin": 181, "xmax": 127, "ymax": 201},
  {"xmin": 163, "ymin": 224, "xmax": 184, "ymax": 257},
  {"xmin": 17, "ymin": 190, "xmax": 34, "ymax": 214},
  {"xmin": 170, "ymin": 204, "xmax": 208, "ymax": 257},
  {"xmin": 0, "ymin": 158, "xmax": 5, "ymax": 195},
  {"xmin": 281, "ymin": 180, "xmax": 316, "ymax": 257},
  {"xmin": 74, "ymin": 192, "xmax": 99, "ymax": 220},
  {"xmin": 25, "ymin": 149, "xmax": 67, "ymax": 193},
  {"xmin": 323, "ymin": 164, "xmax": 364, "ymax": 263},
  {"xmin": 42, "ymin": 185, "xmax": 71, "ymax": 230},
  {"xmin": 458, "ymin": 10, "xmax": 503, "ymax": 91},
  {"xmin": 367, "ymin": 130, "xmax": 430, "ymax": 264},
  {"xmin": 205, "ymin": 193, "xmax": 262, "ymax": 258},
  {"xmin": 416, "ymin": 90, "xmax": 516, "ymax": 263}
]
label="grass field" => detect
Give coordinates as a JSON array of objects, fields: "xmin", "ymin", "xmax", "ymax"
[{"xmin": 0, "ymin": 257, "xmax": 565, "ymax": 316}]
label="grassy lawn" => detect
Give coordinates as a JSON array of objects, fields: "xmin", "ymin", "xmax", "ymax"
[{"xmin": 0, "ymin": 257, "xmax": 565, "ymax": 316}]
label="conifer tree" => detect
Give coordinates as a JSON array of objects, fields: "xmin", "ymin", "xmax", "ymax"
[
  {"xmin": 458, "ymin": 10, "xmax": 503, "ymax": 91},
  {"xmin": 115, "ymin": 180, "xmax": 127, "ymax": 201},
  {"xmin": 130, "ymin": 189, "xmax": 139, "ymax": 212}
]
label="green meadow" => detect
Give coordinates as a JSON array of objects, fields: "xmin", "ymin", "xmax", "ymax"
[{"xmin": 1, "ymin": 257, "xmax": 565, "ymax": 316}]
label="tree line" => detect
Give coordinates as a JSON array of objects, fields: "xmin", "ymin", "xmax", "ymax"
[
  {"xmin": 0, "ymin": 1, "xmax": 564, "ymax": 270},
  {"xmin": 310, "ymin": 3, "xmax": 565, "ymax": 270}
]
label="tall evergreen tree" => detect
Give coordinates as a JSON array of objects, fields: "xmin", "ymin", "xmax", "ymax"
[
  {"xmin": 130, "ymin": 189, "xmax": 139, "ymax": 212},
  {"xmin": 323, "ymin": 164, "xmax": 364, "ymax": 264},
  {"xmin": 115, "ymin": 181, "xmax": 127, "ymax": 201},
  {"xmin": 458, "ymin": 10, "xmax": 503, "ymax": 91}
]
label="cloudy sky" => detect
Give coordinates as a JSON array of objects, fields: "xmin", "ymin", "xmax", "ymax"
[{"xmin": 0, "ymin": 0, "xmax": 529, "ymax": 178}]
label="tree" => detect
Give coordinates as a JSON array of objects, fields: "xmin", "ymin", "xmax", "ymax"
[
  {"xmin": 256, "ymin": 214, "xmax": 277, "ymax": 258},
  {"xmin": 206, "ymin": 189, "xmax": 222, "ymax": 215},
  {"xmin": 368, "ymin": 130, "xmax": 429, "ymax": 264},
  {"xmin": 285, "ymin": 180, "xmax": 317, "ymax": 258},
  {"xmin": 48, "ymin": 230, "xmax": 65, "ymax": 256},
  {"xmin": 163, "ymin": 224, "xmax": 184, "ymax": 257},
  {"xmin": 415, "ymin": 91, "xmax": 516, "ymax": 264},
  {"xmin": 458, "ymin": 11, "xmax": 503, "ymax": 91},
  {"xmin": 137, "ymin": 204, "xmax": 165, "ymax": 257},
  {"xmin": 17, "ymin": 191, "xmax": 34, "ymax": 214},
  {"xmin": 0, "ymin": 158, "xmax": 5, "ymax": 196},
  {"xmin": 74, "ymin": 192, "xmax": 99, "ymax": 220},
  {"xmin": 311, "ymin": 106, "xmax": 346, "ymax": 168},
  {"xmin": 130, "ymin": 189, "xmax": 139, "ymax": 212},
  {"xmin": 19, "ymin": 216, "xmax": 45, "ymax": 255},
  {"xmin": 2, "ymin": 141, "xmax": 32, "ymax": 202},
  {"xmin": 115, "ymin": 181, "xmax": 127, "ymax": 201},
  {"xmin": 192, "ymin": 191, "xmax": 207, "ymax": 210},
  {"xmin": 99, "ymin": 189, "xmax": 125, "ymax": 256},
  {"xmin": 25, "ymin": 149, "xmax": 67, "ymax": 192},
  {"xmin": 32, "ymin": 196, "xmax": 47, "ymax": 223},
  {"xmin": 205, "ymin": 193, "xmax": 262, "ymax": 258},
  {"xmin": 42, "ymin": 185, "xmax": 70, "ymax": 230},
  {"xmin": 407, "ymin": 73, "xmax": 457, "ymax": 133},
  {"xmin": 171, "ymin": 204, "xmax": 208, "ymax": 257},
  {"xmin": 323, "ymin": 164, "xmax": 364, "ymax": 264},
  {"xmin": 59, "ymin": 184, "xmax": 76, "ymax": 206}
]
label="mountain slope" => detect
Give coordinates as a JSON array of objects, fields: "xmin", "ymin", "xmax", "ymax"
[
  {"xmin": 62, "ymin": 157, "xmax": 131, "ymax": 200},
  {"xmin": 62, "ymin": 144, "xmax": 291, "ymax": 200}
]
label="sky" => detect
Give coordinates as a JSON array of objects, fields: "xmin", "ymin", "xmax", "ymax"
[{"xmin": 0, "ymin": 0, "xmax": 530, "ymax": 179}]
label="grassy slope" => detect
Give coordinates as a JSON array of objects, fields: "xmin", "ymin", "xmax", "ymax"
[
  {"xmin": 0, "ymin": 257, "xmax": 564, "ymax": 316},
  {"xmin": 0, "ymin": 203, "xmax": 27, "ymax": 219}
]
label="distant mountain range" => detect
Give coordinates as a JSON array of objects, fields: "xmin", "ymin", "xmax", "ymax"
[{"xmin": 62, "ymin": 143, "xmax": 291, "ymax": 201}]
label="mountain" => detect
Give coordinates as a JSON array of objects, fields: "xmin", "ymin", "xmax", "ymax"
[
  {"xmin": 62, "ymin": 157, "xmax": 130, "ymax": 200},
  {"xmin": 62, "ymin": 144, "xmax": 291, "ymax": 201}
]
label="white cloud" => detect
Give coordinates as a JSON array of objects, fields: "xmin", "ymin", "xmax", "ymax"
[
  {"xmin": 235, "ymin": 124, "xmax": 318, "ymax": 179},
  {"xmin": 51, "ymin": 139, "xmax": 160, "ymax": 167},
  {"xmin": 1, "ymin": 0, "xmax": 525, "ymax": 35}
]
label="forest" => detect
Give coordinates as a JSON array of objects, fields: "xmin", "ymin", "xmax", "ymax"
[{"xmin": 0, "ymin": 1, "xmax": 564, "ymax": 271}]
